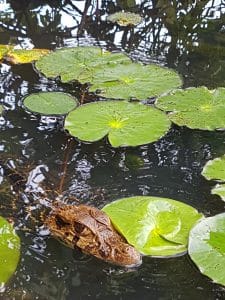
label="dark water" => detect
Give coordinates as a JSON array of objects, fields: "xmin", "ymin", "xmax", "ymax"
[{"xmin": 0, "ymin": 1, "xmax": 225, "ymax": 299}]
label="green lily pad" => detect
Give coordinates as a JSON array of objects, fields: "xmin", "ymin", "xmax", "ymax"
[
  {"xmin": 202, "ymin": 155, "xmax": 225, "ymax": 201},
  {"xmin": 90, "ymin": 62, "xmax": 182, "ymax": 100},
  {"xmin": 107, "ymin": 12, "xmax": 142, "ymax": 26},
  {"xmin": 35, "ymin": 46, "xmax": 131, "ymax": 83},
  {"xmin": 23, "ymin": 92, "xmax": 78, "ymax": 115},
  {"xmin": 0, "ymin": 216, "xmax": 20, "ymax": 285},
  {"xmin": 188, "ymin": 213, "xmax": 225, "ymax": 286},
  {"xmin": 211, "ymin": 184, "xmax": 225, "ymax": 200},
  {"xmin": 156, "ymin": 87, "xmax": 225, "ymax": 130},
  {"xmin": 65, "ymin": 101, "xmax": 171, "ymax": 147},
  {"xmin": 202, "ymin": 156, "xmax": 225, "ymax": 181},
  {"xmin": 102, "ymin": 196, "xmax": 202, "ymax": 256}
]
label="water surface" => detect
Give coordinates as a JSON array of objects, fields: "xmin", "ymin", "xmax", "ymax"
[{"xmin": 0, "ymin": 1, "xmax": 225, "ymax": 299}]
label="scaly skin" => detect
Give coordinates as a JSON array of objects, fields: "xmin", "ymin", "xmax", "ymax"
[{"xmin": 46, "ymin": 204, "xmax": 142, "ymax": 267}]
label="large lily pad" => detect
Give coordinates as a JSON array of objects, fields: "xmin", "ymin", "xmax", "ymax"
[
  {"xmin": 202, "ymin": 155, "xmax": 225, "ymax": 201},
  {"xmin": 102, "ymin": 196, "xmax": 202, "ymax": 256},
  {"xmin": 188, "ymin": 213, "xmax": 225, "ymax": 286},
  {"xmin": 0, "ymin": 216, "xmax": 20, "ymax": 285},
  {"xmin": 90, "ymin": 62, "xmax": 182, "ymax": 100},
  {"xmin": 35, "ymin": 46, "xmax": 131, "ymax": 83},
  {"xmin": 156, "ymin": 87, "xmax": 225, "ymax": 130},
  {"xmin": 23, "ymin": 92, "xmax": 78, "ymax": 115},
  {"xmin": 65, "ymin": 101, "xmax": 171, "ymax": 147},
  {"xmin": 107, "ymin": 12, "xmax": 142, "ymax": 26}
]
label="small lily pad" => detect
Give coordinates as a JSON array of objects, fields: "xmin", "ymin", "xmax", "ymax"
[
  {"xmin": 23, "ymin": 92, "xmax": 78, "ymax": 115},
  {"xmin": 35, "ymin": 46, "xmax": 131, "ymax": 83},
  {"xmin": 107, "ymin": 12, "xmax": 142, "ymax": 26},
  {"xmin": 0, "ymin": 216, "xmax": 20, "ymax": 285},
  {"xmin": 65, "ymin": 101, "xmax": 171, "ymax": 147},
  {"xmin": 102, "ymin": 196, "xmax": 202, "ymax": 256},
  {"xmin": 6, "ymin": 48, "xmax": 50, "ymax": 64},
  {"xmin": 202, "ymin": 155, "xmax": 225, "ymax": 201},
  {"xmin": 90, "ymin": 62, "xmax": 182, "ymax": 100},
  {"xmin": 156, "ymin": 87, "xmax": 225, "ymax": 130},
  {"xmin": 189, "ymin": 213, "xmax": 225, "ymax": 286}
]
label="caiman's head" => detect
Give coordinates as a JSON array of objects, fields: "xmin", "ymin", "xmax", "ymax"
[{"xmin": 45, "ymin": 204, "xmax": 142, "ymax": 267}]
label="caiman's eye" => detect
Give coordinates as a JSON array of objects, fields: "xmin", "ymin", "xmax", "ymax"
[
  {"xmin": 74, "ymin": 221, "xmax": 85, "ymax": 234},
  {"xmin": 55, "ymin": 215, "xmax": 70, "ymax": 228}
]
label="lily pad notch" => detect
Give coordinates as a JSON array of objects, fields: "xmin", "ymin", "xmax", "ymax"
[{"xmin": 65, "ymin": 101, "xmax": 171, "ymax": 147}]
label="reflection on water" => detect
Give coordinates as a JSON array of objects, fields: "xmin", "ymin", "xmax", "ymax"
[{"xmin": 0, "ymin": 0, "xmax": 225, "ymax": 299}]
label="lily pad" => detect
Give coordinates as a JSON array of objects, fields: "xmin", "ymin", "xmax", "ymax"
[
  {"xmin": 35, "ymin": 46, "xmax": 131, "ymax": 83},
  {"xmin": 90, "ymin": 62, "xmax": 182, "ymax": 100},
  {"xmin": 6, "ymin": 48, "xmax": 50, "ymax": 64},
  {"xmin": 0, "ymin": 45, "xmax": 50, "ymax": 64},
  {"xmin": 107, "ymin": 12, "xmax": 142, "ymax": 26},
  {"xmin": 188, "ymin": 213, "xmax": 225, "ymax": 286},
  {"xmin": 0, "ymin": 45, "xmax": 12, "ymax": 60},
  {"xmin": 0, "ymin": 216, "xmax": 20, "ymax": 285},
  {"xmin": 156, "ymin": 87, "xmax": 225, "ymax": 130},
  {"xmin": 202, "ymin": 155, "xmax": 225, "ymax": 201},
  {"xmin": 23, "ymin": 92, "xmax": 78, "ymax": 115},
  {"xmin": 102, "ymin": 196, "xmax": 202, "ymax": 256},
  {"xmin": 65, "ymin": 101, "xmax": 171, "ymax": 147}
]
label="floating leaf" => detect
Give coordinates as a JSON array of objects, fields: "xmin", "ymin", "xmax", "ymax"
[
  {"xmin": 35, "ymin": 46, "xmax": 131, "ymax": 83},
  {"xmin": 6, "ymin": 48, "xmax": 50, "ymax": 64},
  {"xmin": 0, "ymin": 44, "xmax": 12, "ymax": 60},
  {"xmin": 107, "ymin": 12, "xmax": 142, "ymax": 26},
  {"xmin": 202, "ymin": 156, "xmax": 225, "ymax": 181},
  {"xmin": 211, "ymin": 184, "xmax": 225, "ymax": 200},
  {"xmin": 188, "ymin": 213, "xmax": 225, "ymax": 286},
  {"xmin": 90, "ymin": 63, "xmax": 182, "ymax": 100},
  {"xmin": 23, "ymin": 92, "xmax": 78, "ymax": 115},
  {"xmin": 202, "ymin": 155, "xmax": 225, "ymax": 201},
  {"xmin": 156, "ymin": 87, "xmax": 225, "ymax": 130},
  {"xmin": 65, "ymin": 101, "xmax": 171, "ymax": 147},
  {"xmin": 102, "ymin": 196, "xmax": 202, "ymax": 256},
  {"xmin": 0, "ymin": 216, "xmax": 20, "ymax": 285}
]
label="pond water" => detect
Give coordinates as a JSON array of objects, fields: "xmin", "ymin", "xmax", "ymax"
[{"xmin": 0, "ymin": 0, "xmax": 225, "ymax": 299}]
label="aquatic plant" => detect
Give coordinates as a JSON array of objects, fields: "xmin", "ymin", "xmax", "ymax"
[
  {"xmin": 65, "ymin": 101, "xmax": 171, "ymax": 147},
  {"xmin": 0, "ymin": 45, "xmax": 50, "ymax": 64},
  {"xmin": 107, "ymin": 12, "xmax": 143, "ymax": 26},
  {"xmin": 189, "ymin": 213, "xmax": 225, "ymax": 286},
  {"xmin": 156, "ymin": 87, "xmax": 225, "ymax": 130},
  {"xmin": 202, "ymin": 155, "xmax": 225, "ymax": 201},
  {"xmin": 102, "ymin": 196, "xmax": 202, "ymax": 256},
  {"xmin": 0, "ymin": 216, "xmax": 20, "ymax": 286},
  {"xmin": 23, "ymin": 92, "xmax": 78, "ymax": 115}
]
